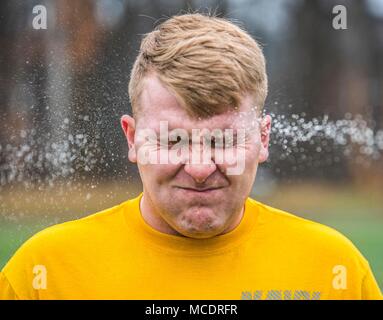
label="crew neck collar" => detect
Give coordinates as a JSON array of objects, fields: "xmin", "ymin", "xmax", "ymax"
[{"xmin": 123, "ymin": 193, "xmax": 259, "ymax": 256}]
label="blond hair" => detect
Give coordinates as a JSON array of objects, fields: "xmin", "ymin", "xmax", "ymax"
[{"xmin": 128, "ymin": 13, "xmax": 268, "ymax": 118}]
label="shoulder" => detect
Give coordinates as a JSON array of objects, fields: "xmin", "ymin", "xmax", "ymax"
[
  {"xmin": 249, "ymin": 198, "xmax": 370, "ymax": 271},
  {"xmin": 1, "ymin": 200, "xmax": 130, "ymax": 273},
  {"xmin": 31, "ymin": 201, "xmax": 126, "ymax": 245}
]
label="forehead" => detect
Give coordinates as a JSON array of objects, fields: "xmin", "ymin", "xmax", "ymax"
[{"xmin": 137, "ymin": 75, "xmax": 257, "ymax": 131}]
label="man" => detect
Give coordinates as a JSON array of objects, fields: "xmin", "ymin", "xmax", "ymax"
[{"xmin": 0, "ymin": 13, "xmax": 381, "ymax": 300}]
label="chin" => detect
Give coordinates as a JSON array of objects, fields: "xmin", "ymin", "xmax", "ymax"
[
  {"xmin": 179, "ymin": 229, "xmax": 221, "ymax": 239},
  {"xmin": 176, "ymin": 219, "xmax": 226, "ymax": 239}
]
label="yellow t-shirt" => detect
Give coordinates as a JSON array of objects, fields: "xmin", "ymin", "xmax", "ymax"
[{"xmin": 0, "ymin": 193, "xmax": 381, "ymax": 300}]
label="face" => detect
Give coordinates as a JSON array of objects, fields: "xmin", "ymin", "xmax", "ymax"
[{"xmin": 121, "ymin": 74, "xmax": 271, "ymax": 239}]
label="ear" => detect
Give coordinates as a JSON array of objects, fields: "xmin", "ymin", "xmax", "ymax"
[
  {"xmin": 258, "ymin": 115, "xmax": 271, "ymax": 163},
  {"xmin": 120, "ymin": 115, "xmax": 137, "ymax": 163}
]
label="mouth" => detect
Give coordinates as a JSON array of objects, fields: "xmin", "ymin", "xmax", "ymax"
[{"xmin": 176, "ymin": 186, "xmax": 225, "ymax": 193}]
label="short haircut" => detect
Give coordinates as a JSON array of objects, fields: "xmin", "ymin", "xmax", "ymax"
[{"xmin": 129, "ymin": 13, "xmax": 268, "ymax": 118}]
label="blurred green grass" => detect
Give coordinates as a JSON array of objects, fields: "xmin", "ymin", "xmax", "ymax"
[
  {"xmin": 1, "ymin": 182, "xmax": 382, "ymax": 292},
  {"xmin": 0, "ymin": 220, "xmax": 52, "ymax": 270}
]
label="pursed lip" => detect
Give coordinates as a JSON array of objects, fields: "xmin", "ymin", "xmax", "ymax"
[{"xmin": 176, "ymin": 186, "xmax": 225, "ymax": 193}]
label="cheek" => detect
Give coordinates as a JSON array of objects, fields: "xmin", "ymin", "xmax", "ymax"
[
  {"xmin": 138, "ymin": 163, "xmax": 181, "ymax": 187},
  {"xmin": 246, "ymin": 143, "xmax": 261, "ymax": 164},
  {"xmin": 244, "ymin": 134, "xmax": 262, "ymax": 161},
  {"xmin": 245, "ymin": 145, "xmax": 262, "ymax": 177},
  {"xmin": 214, "ymin": 142, "xmax": 260, "ymax": 175}
]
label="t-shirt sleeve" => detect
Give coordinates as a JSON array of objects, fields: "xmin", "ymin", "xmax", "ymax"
[
  {"xmin": 0, "ymin": 272, "xmax": 19, "ymax": 300},
  {"xmin": 361, "ymin": 263, "xmax": 383, "ymax": 300}
]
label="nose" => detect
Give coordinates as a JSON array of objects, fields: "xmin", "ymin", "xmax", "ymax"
[{"xmin": 183, "ymin": 161, "xmax": 217, "ymax": 184}]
